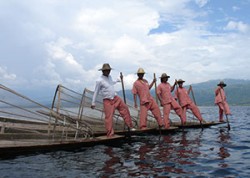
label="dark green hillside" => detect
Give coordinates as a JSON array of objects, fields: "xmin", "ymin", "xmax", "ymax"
[
  {"xmin": 118, "ymin": 79, "xmax": 250, "ymax": 106},
  {"xmin": 191, "ymin": 79, "xmax": 250, "ymax": 106}
]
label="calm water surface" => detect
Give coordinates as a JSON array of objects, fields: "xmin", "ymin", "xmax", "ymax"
[{"xmin": 0, "ymin": 106, "xmax": 250, "ymax": 177}]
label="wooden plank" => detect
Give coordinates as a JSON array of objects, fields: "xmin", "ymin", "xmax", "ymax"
[
  {"xmin": 0, "ymin": 121, "xmax": 77, "ymax": 133},
  {"xmin": 0, "ymin": 133, "xmax": 78, "ymax": 140},
  {"xmin": 0, "ymin": 116, "xmax": 47, "ymax": 124},
  {"xmin": 155, "ymin": 126, "xmax": 179, "ymax": 134},
  {"xmin": 95, "ymin": 126, "xmax": 179, "ymax": 137},
  {"xmin": 94, "ymin": 134, "xmax": 124, "ymax": 140},
  {"xmin": 0, "ymin": 134, "xmax": 124, "ymax": 148},
  {"xmin": 115, "ymin": 127, "xmax": 156, "ymax": 136},
  {"xmin": 0, "ymin": 122, "xmax": 49, "ymax": 130},
  {"xmin": 171, "ymin": 121, "xmax": 225, "ymax": 128},
  {"xmin": 0, "ymin": 136, "xmax": 124, "ymax": 150}
]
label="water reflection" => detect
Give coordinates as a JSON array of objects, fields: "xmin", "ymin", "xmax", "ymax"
[
  {"xmin": 122, "ymin": 132, "xmax": 205, "ymax": 177},
  {"xmin": 156, "ymin": 134, "xmax": 189, "ymax": 175},
  {"xmin": 177, "ymin": 132, "xmax": 201, "ymax": 163},
  {"xmin": 98, "ymin": 147, "xmax": 122, "ymax": 178},
  {"xmin": 217, "ymin": 129, "xmax": 231, "ymax": 168},
  {"xmin": 102, "ymin": 147, "xmax": 121, "ymax": 175}
]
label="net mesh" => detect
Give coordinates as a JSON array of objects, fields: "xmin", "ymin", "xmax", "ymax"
[{"xmin": 0, "ymin": 84, "xmax": 92, "ymax": 140}]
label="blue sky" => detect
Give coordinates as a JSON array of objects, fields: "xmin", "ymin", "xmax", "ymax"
[{"xmin": 0, "ymin": 0, "xmax": 250, "ymax": 100}]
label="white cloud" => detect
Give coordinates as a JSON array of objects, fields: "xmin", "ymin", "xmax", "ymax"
[
  {"xmin": 46, "ymin": 38, "xmax": 84, "ymax": 74},
  {"xmin": 195, "ymin": 0, "xmax": 209, "ymax": 8},
  {"xmin": 0, "ymin": 66, "xmax": 16, "ymax": 80},
  {"xmin": 123, "ymin": 73, "xmax": 139, "ymax": 90},
  {"xmin": 108, "ymin": 34, "xmax": 156, "ymax": 64},
  {"xmin": 232, "ymin": 6, "xmax": 240, "ymax": 12},
  {"xmin": 224, "ymin": 21, "xmax": 249, "ymax": 33},
  {"xmin": 0, "ymin": 0, "xmax": 250, "ymax": 96}
]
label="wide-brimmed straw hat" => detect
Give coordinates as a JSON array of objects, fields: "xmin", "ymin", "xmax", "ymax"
[
  {"xmin": 99, "ymin": 63, "xmax": 112, "ymax": 71},
  {"xmin": 177, "ymin": 79, "xmax": 185, "ymax": 83},
  {"xmin": 160, "ymin": 73, "xmax": 170, "ymax": 78},
  {"xmin": 137, "ymin": 68, "xmax": 145, "ymax": 74},
  {"xmin": 217, "ymin": 81, "xmax": 227, "ymax": 87}
]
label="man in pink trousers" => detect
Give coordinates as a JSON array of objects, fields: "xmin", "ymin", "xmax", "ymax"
[
  {"xmin": 91, "ymin": 63, "xmax": 135, "ymax": 137},
  {"xmin": 157, "ymin": 73, "xmax": 185, "ymax": 128},
  {"xmin": 175, "ymin": 79, "xmax": 206, "ymax": 124},
  {"xmin": 132, "ymin": 68, "xmax": 163, "ymax": 130},
  {"xmin": 215, "ymin": 81, "xmax": 231, "ymax": 122}
]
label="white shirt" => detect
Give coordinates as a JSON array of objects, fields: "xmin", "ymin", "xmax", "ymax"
[{"xmin": 92, "ymin": 75, "xmax": 119, "ymax": 105}]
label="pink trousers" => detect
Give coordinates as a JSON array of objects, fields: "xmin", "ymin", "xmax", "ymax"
[
  {"xmin": 163, "ymin": 100, "xmax": 184, "ymax": 128},
  {"xmin": 139, "ymin": 99, "xmax": 163, "ymax": 129},
  {"xmin": 182, "ymin": 103, "xmax": 203, "ymax": 122},
  {"xmin": 103, "ymin": 96, "xmax": 133, "ymax": 137},
  {"xmin": 217, "ymin": 102, "xmax": 231, "ymax": 121}
]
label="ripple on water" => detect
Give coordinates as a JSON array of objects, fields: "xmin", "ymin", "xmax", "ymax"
[{"xmin": 210, "ymin": 167, "xmax": 239, "ymax": 177}]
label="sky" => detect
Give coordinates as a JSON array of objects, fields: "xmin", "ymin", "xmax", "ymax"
[{"xmin": 0, "ymin": 0, "xmax": 250, "ymax": 100}]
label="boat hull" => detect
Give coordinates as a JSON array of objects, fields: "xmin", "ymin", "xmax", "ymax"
[
  {"xmin": 0, "ymin": 135, "xmax": 124, "ymax": 158},
  {"xmin": 171, "ymin": 121, "xmax": 226, "ymax": 128}
]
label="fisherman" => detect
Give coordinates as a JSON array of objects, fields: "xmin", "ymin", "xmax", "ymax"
[
  {"xmin": 214, "ymin": 81, "xmax": 231, "ymax": 122},
  {"xmin": 157, "ymin": 73, "xmax": 185, "ymax": 128},
  {"xmin": 132, "ymin": 68, "xmax": 163, "ymax": 130},
  {"xmin": 175, "ymin": 79, "xmax": 206, "ymax": 124},
  {"xmin": 91, "ymin": 63, "xmax": 135, "ymax": 137}
]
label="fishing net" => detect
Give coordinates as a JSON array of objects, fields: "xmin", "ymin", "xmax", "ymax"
[{"xmin": 0, "ymin": 84, "xmax": 93, "ymax": 140}]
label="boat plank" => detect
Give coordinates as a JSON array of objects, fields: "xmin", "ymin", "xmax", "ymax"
[
  {"xmin": 115, "ymin": 127, "xmax": 156, "ymax": 136},
  {"xmin": 0, "ymin": 121, "xmax": 77, "ymax": 133},
  {"xmin": 156, "ymin": 126, "xmax": 179, "ymax": 134},
  {"xmin": 171, "ymin": 121, "xmax": 225, "ymax": 128}
]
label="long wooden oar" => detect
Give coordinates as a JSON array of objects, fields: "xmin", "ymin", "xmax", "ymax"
[
  {"xmin": 120, "ymin": 72, "xmax": 127, "ymax": 104},
  {"xmin": 120, "ymin": 72, "xmax": 131, "ymax": 137},
  {"xmin": 154, "ymin": 73, "xmax": 159, "ymax": 105},
  {"xmin": 219, "ymin": 89, "xmax": 230, "ymax": 130},
  {"xmin": 190, "ymin": 85, "xmax": 203, "ymax": 130},
  {"xmin": 190, "ymin": 85, "xmax": 196, "ymax": 105},
  {"xmin": 153, "ymin": 73, "xmax": 162, "ymax": 137},
  {"xmin": 175, "ymin": 81, "xmax": 184, "ymax": 130}
]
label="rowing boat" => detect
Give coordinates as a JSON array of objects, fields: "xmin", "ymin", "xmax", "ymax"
[{"xmin": 0, "ymin": 84, "xmax": 228, "ymax": 157}]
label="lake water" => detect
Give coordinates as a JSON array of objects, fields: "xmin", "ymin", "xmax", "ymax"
[{"xmin": 0, "ymin": 106, "xmax": 250, "ymax": 177}]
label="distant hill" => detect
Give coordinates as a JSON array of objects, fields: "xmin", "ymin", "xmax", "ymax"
[
  {"xmin": 7, "ymin": 79, "xmax": 249, "ymax": 107},
  {"xmin": 118, "ymin": 79, "xmax": 250, "ymax": 106}
]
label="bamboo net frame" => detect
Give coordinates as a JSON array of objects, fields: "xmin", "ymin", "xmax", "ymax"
[{"xmin": 0, "ymin": 84, "xmax": 93, "ymax": 140}]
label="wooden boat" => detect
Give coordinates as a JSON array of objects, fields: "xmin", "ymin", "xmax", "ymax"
[{"xmin": 0, "ymin": 84, "xmax": 226, "ymax": 157}]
